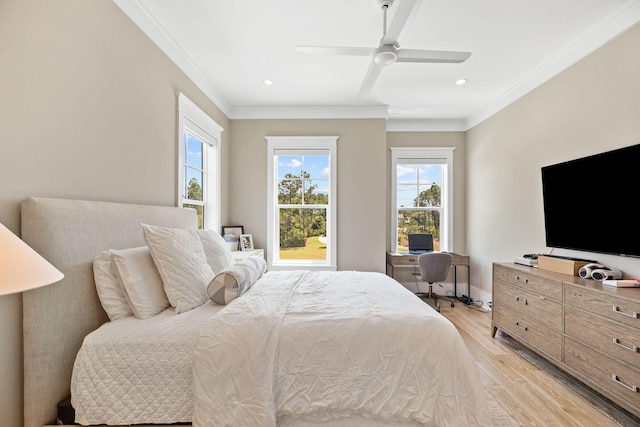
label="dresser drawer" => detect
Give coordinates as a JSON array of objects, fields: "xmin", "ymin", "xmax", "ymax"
[
  {"xmin": 565, "ymin": 306, "xmax": 640, "ymax": 369},
  {"xmin": 493, "ymin": 264, "xmax": 562, "ymax": 301},
  {"xmin": 565, "ymin": 337, "xmax": 640, "ymax": 412},
  {"xmin": 493, "ymin": 304, "xmax": 562, "ymax": 361},
  {"xmin": 565, "ymin": 284, "xmax": 640, "ymax": 329},
  {"xmin": 494, "ymin": 280, "xmax": 562, "ymax": 331}
]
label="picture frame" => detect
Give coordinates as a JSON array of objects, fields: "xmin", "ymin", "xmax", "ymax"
[
  {"xmin": 240, "ymin": 234, "xmax": 254, "ymax": 251},
  {"xmin": 221, "ymin": 225, "xmax": 244, "ymax": 237},
  {"xmin": 221, "ymin": 225, "xmax": 244, "ymax": 251}
]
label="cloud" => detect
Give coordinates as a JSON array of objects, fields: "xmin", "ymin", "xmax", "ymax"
[
  {"xmin": 396, "ymin": 164, "xmax": 416, "ymax": 176},
  {"xmin": 287, "ymin": 159, "xmax": 302, "ymax": 168}
]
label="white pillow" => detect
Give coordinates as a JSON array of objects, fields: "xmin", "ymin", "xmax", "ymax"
[
  {"xmin": 93, "ymin": 251, "xmax": 132, "ymax": 321},
  {"xmin": 111, "ymin": 246, "xmax": 169, "ymax": 319},
  {"xmin": 197, "ymin": 229, "xmax": 235, "ymax": 274},
  {"xmin": 141, "ymin": 223, "xmax": 215, "ymax": 314},
  {"xmin": 207, "ymin": 256, "xmax": 267, "ymax": 305}
]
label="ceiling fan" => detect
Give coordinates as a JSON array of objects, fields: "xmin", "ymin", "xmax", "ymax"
[{"xmin": 296, "ymin": 0, "xmax": 471, "ymax": 96}]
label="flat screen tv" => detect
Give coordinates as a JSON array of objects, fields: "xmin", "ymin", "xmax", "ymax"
[{"xmin": 541, "ymin": 143, "xmax": 640, "ymax": 258}]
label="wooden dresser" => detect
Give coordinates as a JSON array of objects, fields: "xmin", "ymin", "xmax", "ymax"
[{"xmin": 492, "ymin": 262, "xmax": 640, "ymax": 417}]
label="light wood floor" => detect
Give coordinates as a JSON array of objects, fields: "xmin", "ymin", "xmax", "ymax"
[{"xmin": 438, "ymin": 300, "xmax": 640, "ymax": 427}]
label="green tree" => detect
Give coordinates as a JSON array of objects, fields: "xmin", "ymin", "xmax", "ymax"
[
  {"xmin": 416, "ymin": 183, "xmax": 440, "ymax": 207},
  {"xmin": 187, "ymin": 177, "xmax": 202, "ymax": 201},
  {"xmin": 398, "ymin": 183, "xmax": 442, "ymax": 248},
  {"xmin": 278, "ymin": 172, "xmax": 305, "ymax": 204},
  {"xmin": 278, "ymin": 171, "xmax": 327, "ymax": 248},
  {"xmin": 186, "ymin": 178, "xmax": 203, "ymax": 228}
]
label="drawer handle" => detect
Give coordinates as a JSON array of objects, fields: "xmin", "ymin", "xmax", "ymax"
[
  {"xmin": 613, "ymin": 306, "xmax": 639, "ymax": 319},
  {"xmin": 515, "ymin": 296, "xmax": 528, "ymax": 305},
  {"xmin": 613, "ymin": 338, "xmax": 639, "ymax": 353},
  {"xmin": 612, "ymin": 375, "xmax": 638, "ymax": 392},
  {"xmin": 515, "ymin": 276, "xmax": 529, "ymax": 284},
  {"xmin": 515, "ymin": 321, "xmax": 528, "ymax": 331}
]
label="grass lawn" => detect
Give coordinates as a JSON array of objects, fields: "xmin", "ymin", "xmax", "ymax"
[{"xmin": 280, "ymin": 236, "xmax": 326, "ymax": 260}]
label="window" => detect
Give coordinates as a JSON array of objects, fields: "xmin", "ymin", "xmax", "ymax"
[
  {"xmin": 266, "ymin": 136, "xmax": 337, "ymax": 270},
  {"xmin": 391, "ymin": 147, "xmax": 454, "ymax": 253},
  {"xmin": 177, "ymin": 93, "xmax": 223, "ymax": 230}
]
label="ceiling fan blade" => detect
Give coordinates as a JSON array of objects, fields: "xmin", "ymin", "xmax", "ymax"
[
  {"xmin": 359, "ymin": 61, "xmax": 384, "ymax": 96},
  {"xmin": 381, "ymin": 0, "xmax": 420, "ymax": 45},
  {"xmin": 296, "ymin": 46, "xmax": 373, "ymax": 56},
  {"xmin": 396, "ymin": 49, "xmax": 471, "ymax": 63}
]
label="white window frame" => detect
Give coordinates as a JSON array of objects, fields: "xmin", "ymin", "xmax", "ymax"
[
  {"xmin": 177, "ymin": 93, "xmax": 223, "ymax": 231},
  {"xmin": 266, "ymin": 136, "xmax": 338, "ymax": 271},
  {"xmin": 390, "ymin": 147, "xmax": 454, "ymax": 253}
]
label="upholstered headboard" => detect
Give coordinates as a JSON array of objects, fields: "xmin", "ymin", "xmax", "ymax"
[{"xmin": 21, "ymin": 197, "xmax": 197, "ymax": 427}]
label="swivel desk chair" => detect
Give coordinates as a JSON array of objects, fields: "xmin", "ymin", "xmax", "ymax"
[{"xmin": 415, "ymin": 252, "xmax": 453, "ymax": 312}]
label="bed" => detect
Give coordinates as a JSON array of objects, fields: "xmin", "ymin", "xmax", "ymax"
[{"xmin": 21, "ymin": 197, "xmax": 489, "ymax": 427}]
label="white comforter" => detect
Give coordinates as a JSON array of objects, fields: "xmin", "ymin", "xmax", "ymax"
[{"xmin": 193, "ymin": 270, "xmax": 490, "ymax": 426}]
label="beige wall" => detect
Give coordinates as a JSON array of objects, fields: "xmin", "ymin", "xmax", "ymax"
[
  {"xmin": 466, "ymin": 23, "xmax": 640, "ymax": 298},
  {"xmin": 0, "ymin": 1, "xmax": 229, "ymax": 426},
  {"xmin": 229, "ymin": 119, "xmax": 388, "ymax": 272}
]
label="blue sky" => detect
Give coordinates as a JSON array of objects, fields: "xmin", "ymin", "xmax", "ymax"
[
  {"xmin": 396, "ymin": 164, "xmax": 442, "ymax": 208},
  {"xmin": 278, "ymin": 155, "xmax": 329, "ymax": 195},
  {"xmin": 185, "ymin": 133, "xmax": 203, "ymax": 194}
]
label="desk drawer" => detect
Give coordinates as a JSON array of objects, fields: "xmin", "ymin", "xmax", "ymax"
[
  {"xmin": 493, "ymin": 264, "xmax": 562, "ymax": 301},
  {"xmin": 390, "ymin": 255, "xmax": 419, "ymax": 266},
  {"xmin": 565, "ymin": 338, "xmax": 640, "ymax": 412},
  {"xmin": 565, "ymin": 306, "xmax": 640, "ymax": 369},
  {"xmin": 493, "ymin": 304, "xmax": 562, "ymax": 361},
  {"xmin": 494, "ymin": 280, "xmax": 562, "ymax": 331},
  {"xmin": 450, "ymin": 255, "xmax": 470, "ymax": 266}
]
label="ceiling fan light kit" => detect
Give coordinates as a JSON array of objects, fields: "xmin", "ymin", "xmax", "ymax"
[
  {"xmin": 373, "ymin": 45, "xmax": 398, "ymax": 66},
  {"xmin": 296, "ymin": 0, "xmax": 471, "ymax": 95}
]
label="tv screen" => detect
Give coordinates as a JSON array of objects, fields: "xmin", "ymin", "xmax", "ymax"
[{"xmin": 541, "ymin": 143, "xmax": 640, "ymax": 258}]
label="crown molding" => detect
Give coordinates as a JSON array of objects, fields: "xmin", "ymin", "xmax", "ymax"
[
  {"xmin": 465, "ymin": 0, "xmax": 640, "ymax": 130},
  {"xmin": 228, "ymin": 105, "xmax": 389, "ymax": 120},
  {"xmin": 386, "ymin": 119, "xmax": 467, "ymax": 132},
  {"xmin": 113, "ymin": 0, "xmax": 232, "ymax": 116}
]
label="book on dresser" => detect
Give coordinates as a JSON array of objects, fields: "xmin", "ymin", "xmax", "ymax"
[{"xmin": 492, "ymin": 262, "xmax": 640, "ymax": 419}]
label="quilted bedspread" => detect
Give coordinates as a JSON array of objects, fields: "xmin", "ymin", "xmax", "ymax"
[
  {"xmin": 193, "ymin": 270, "xmax": 490, "ymax": 426},
  {"xmin": 71, "ymin": 301, "xmax": 224, "ymax": 425}
]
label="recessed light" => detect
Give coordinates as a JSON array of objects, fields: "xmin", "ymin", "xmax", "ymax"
[
  {"xmin": 263, "ymin": 79, "xmax": 273, "ymax": 86},
  {"xmin": 456, "ymin": 78, "xmax": 467, "ymax": 86}
]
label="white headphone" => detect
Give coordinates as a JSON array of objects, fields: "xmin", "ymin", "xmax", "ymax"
[
  {"xmin": 578, "ymin": 263, "xmax": 604, "ymax": 279},
  {"xmin": 591, "ymin": 268, "xmax": 622, "ymax": 281},
  {"xmin": 578, "ymin": 263, "xmax": 623, "ymax": 281}
]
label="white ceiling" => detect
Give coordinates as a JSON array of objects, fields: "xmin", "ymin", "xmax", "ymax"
[{"xmin": 115, "ymin": 0, "xmax": 640, "ymax": 130}]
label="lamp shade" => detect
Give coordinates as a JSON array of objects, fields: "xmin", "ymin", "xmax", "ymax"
[{"xmin": 0, "ymin": 222, "xmax": 64, "ymax": 295}]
